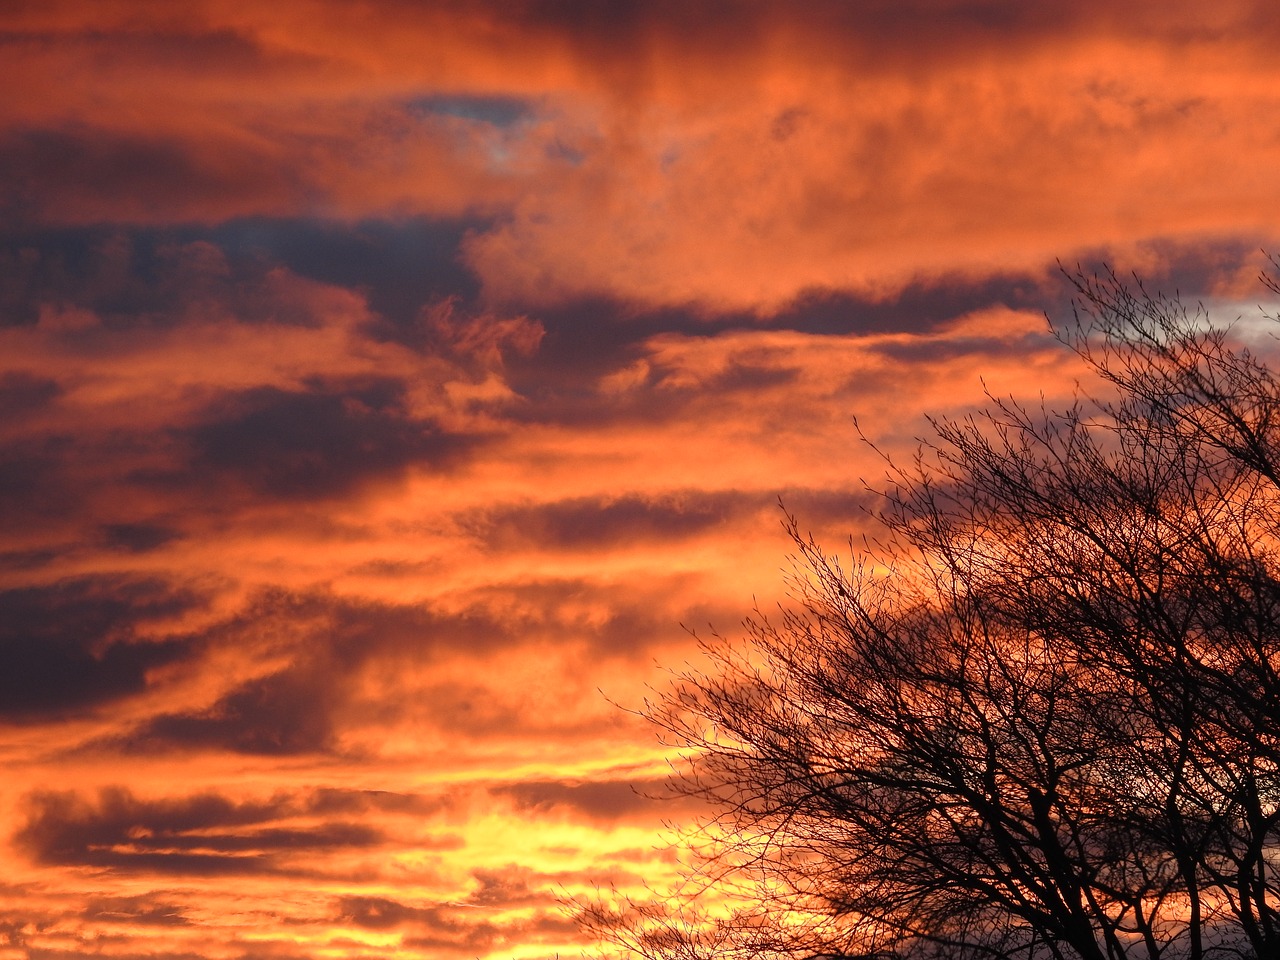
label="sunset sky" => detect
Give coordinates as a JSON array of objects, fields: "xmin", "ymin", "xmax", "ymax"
[{"xmin": 4, "ymin": 2, "xmax": 1280, "ymax": 958}]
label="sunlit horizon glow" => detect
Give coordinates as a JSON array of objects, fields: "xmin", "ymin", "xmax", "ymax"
[{"xmin": 3, "ymin": 2, "xmax": 1280, "ymax": 957}]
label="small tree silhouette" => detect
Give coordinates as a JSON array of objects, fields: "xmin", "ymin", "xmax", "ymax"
[{"xmin": 585, "ymin": 265, "xmax": 1280, "ymax": 960}]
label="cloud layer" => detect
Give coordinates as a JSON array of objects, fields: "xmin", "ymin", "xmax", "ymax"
[{"xmin": 2, "ymin": 3, "xmax": 1278, "ymax": 958}]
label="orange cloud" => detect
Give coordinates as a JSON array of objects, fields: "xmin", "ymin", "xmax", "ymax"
[
  {"xmin": 3, "ymin": 4, "xmax": 1278, "ymax": 958},
  {"xmin": 2, "ymin": 2, "xmax": 1279, "ymax": 310}
]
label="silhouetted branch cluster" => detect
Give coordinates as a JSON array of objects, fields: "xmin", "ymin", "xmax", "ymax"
[{"xmin": 583, "ymin": 262, "xmax": 1280, "ymax": 960}]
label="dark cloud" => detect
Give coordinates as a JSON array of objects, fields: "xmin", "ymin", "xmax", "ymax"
[
  {"xmin": 208, "ymin": 217, "xmax": 481, "ymax": 330},
  {"xmin": 0, "ymin": 229, "xmax": 166, "ymax": 327},
  {"xmin": 101, "ymin": 522, "xmax": 184, "ymax": 554},
  {"xmin": 335, "ymin": 887, "xmax": 570, "ymax": 955},
  {"xmin": 0, "ymin": 233, "xmax": 510, "ymax": 543},
  {"xmin": 109, "ymin": 589, "xmax": 533, "ymax": 754},
  {"xmin": 498, "ymin": 273, "xmax": 1063, "ymax": 428},
  {"xmin": 0, "ymin": 546, "xmax": 60, "ymax": 571},
  {"xmin": 10, "ymin": 1, "xmax": 1275, "ymax": 97},
  {"xmin": 867, "ymin": 327, "xmax": 1058, "ymax": 365},
  {"xmin": 0, "ymin": 434, "xmax": 78, "ymax": 531},
  {"xmin": 399, "ymin": 905, "xmax": 581, "ymax": 957},
  {"xmin": 474, "ymin": 491, "xmax": 763, "ymax": 551},
  {"xmin": 0, "ymin": 370, "xmax": 60, "ymax": 412},
  {"xmin": 0, "ymin": 125, "xmax": 296, "ymax": 227},
  {"xmin": 773, "ymin": 271, "xmax": 1057, "ymax": 334},
  {"xmin": 502, "ymin": 297, "xmax": 659, "ymax": 393},
  {"xmin": 17, "ymin": 787, "xmax": 385, "ymax": 875},
  {"xmin": 774, "ymin": 486, "xmax": 879, "ymax": 529},
  {"xmin": 132, "ymin": 667, "xmax": 338, "ymax": 756},
  {"xmin": 0, "ymin": 575, "xmax": 203, "ymax": 721},
  {"xmin": 315, "ymin": 593, "xmax": 519, "ymax": 662},
  {"xmin": 1064, "ymin": 237, "xmax": 1278, "ymax": 309},
  {"xmin": 177, "ymin": 381, "xmax": 481, "ymax": 501},
  {"xmin": 491, "ymin": 778, "xmax": 668, "ymax": 821},
  {"xmin": 0, "ymin": 423, "xmax": 188, "ymax": 540},
  {"xmin": 336, "ymin": 895, "xmax": 436, "ymax": 930},
  {"xmin": 0, "ymin": 21, "xmax": 298, "ymax": 76},
  {"xmin": 706, "ymin": 361, "xmax": 800, "ymax": 392},
  {"xmin": 494, "ymin": 244, "xmax": 1280, "ymax": 423},
  {"xmin": 303, "ymin": 787, "xmax": 449, "ymax": 817},
  {"xmin": 488, "ymin": 249, "xmax": 1271, "ymax": 420},
  {"xmin": 489, "ymin": 0, "xmax": 1280, "ymax": 80},
  {"xmin": 0, "ymin": 222, "xmax": 478, "ymax": 333}
]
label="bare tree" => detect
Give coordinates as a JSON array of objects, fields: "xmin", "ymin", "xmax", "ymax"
[{"xmin": 584, "ymin": 265, "xmax": 1280, "ymax": 960}]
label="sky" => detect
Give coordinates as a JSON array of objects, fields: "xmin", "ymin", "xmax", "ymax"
[{"xmin": 3, "ymin": 2, "xmax": 1280, "ymax": 958}]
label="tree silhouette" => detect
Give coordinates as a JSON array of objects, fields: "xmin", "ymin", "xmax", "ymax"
[{"xmin": 585, "ymin": 265, "xmax": 1280, "ymax": 960}]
